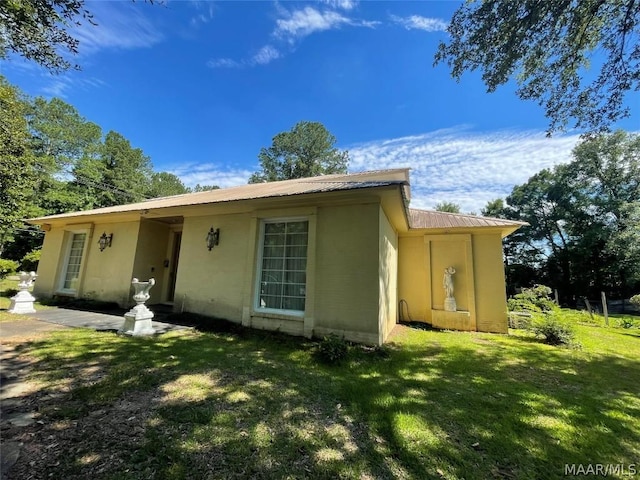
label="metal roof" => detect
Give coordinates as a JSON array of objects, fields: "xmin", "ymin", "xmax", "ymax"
[
  {"xmin": 408, "ymin": 208, "xmax": 527, "ymax": 230},
  {"xmin": 30, "ymin": 169, "xmax": 410, "ymax": 222}
]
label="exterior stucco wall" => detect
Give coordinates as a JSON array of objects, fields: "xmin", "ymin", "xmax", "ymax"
[
  {"xmin": 472, "ymin": 234, "xmax": 509, "ymax": 333},
  {"xmin": 33, "ymin": 227, "xmax": 66, "ymax": 298},
  {"xmin": 397, "ymin": 231, "xmax": 508, "ymax": 333},
  {"xmin": 378, "ymin": 207, "xmax": 398, "ymax": 343},
  {"xmin": 397, "ymin": 236, "xmax": 430, "ymax": 321},
  {"xmin": 82, "ymin": 222, "xmax": 139, "ymax": 306},
  {"xmin": 313, "ymin": 202, "xmax": 380, "ymax": 344},
  {"xmin": 34, "ymin": 222, "xmax": 139, "ymax": 306},
  {"xmin": 175, "ymin": 213, "xmax": 251, "ymax": 324}
]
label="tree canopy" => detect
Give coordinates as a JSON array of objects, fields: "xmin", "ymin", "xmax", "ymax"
[
  {"xmin": 434, "ymin": 202, "xmax": 461, "ymax": 213},
  {"xmin": 249, "ymin": 121, "xmax": 349, "ymax": 183},
  {"xmin": 435, "ymin": 0, "xmax": 640, "ymax": 134},
  {"xmin": 0, "ymin": 0, "xmax": 94, "ymax": 72},
  {"xmin": 484, "ymin": 130, "xmax": 640, "ymax": 302},
  {"xmin": 0, "ymin": 75, "xmax": 194, "ymax": 262}
]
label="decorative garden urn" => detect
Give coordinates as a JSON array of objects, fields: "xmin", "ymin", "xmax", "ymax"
[
  {"xmin": 8, "ymin": 272, "xmax": 38, "ymax": 314},
  {"xmin": 119, "ymin": 278, "xmax": 155, "ymax": 336}
]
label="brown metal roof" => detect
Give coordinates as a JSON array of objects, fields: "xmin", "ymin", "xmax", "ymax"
[
  {"xmin": 30, "ymin": 169, "xmax": 410, "ymax": 222},
  {"xmin": 408, "ymin": 208, "xmax": 527, "ymax": 230}
]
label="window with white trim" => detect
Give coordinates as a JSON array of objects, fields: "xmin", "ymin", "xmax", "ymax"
[
  {"xmin": 60, "ymin": 232, "xmax": 87, "ymax": 292},
  {"xmin": 257, "ymin": 219, "xmax": 308, "ymax": 313}
]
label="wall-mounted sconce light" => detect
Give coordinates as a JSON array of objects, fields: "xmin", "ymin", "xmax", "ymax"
[
  {"xmin": 206, "ymin": 227, "xmax": 220, "ymax": 251},
  {"xmin": 98, "ymin": 232, "xmax": 113, "ymax": 252}
]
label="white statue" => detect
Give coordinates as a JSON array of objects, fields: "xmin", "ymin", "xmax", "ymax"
[{"xmin": 443, "ymin": 267, "xmax": 457, "ymax": 312}]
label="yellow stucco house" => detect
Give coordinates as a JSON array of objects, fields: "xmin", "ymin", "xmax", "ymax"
[{"xmin": 29, "ymin": 169, "xmax": 524, "ymax": 344}]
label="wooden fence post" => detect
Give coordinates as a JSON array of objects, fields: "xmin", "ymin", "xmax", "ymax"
[
  {"xmin": 601, "ymin": 291, "xmax": 609, "ymax": 326},
  {"xmin": 584, "ymin": 297, "xmax": 594, "ymax": 320}
]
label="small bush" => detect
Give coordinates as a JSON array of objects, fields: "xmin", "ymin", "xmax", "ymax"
[
  {"xmin": 631, "ymin": 294, "xmax": 640, "ymax": 309},
  {"xmin": 508, "ymin": 285, "xmax": 557, "ymax": 313},
  {"xmin": 530, "ymin": 314, "xmax": 577, "ymax": 346},
  {"xmin": 0, "ymin": 259, "xmax": 19, "ymax": 279},
  {"xmin": 618, "ymin": 317, "xmax": 636, "ymax": 329},
  {"xmin": 317, "ymin": 334, "xmax": 349, "ymax": 364},
  {"xmin": 21, "ymin": 249, "xmax": 41, "ymax": 272}
]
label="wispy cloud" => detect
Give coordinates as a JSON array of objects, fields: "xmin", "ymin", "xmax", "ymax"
[
  {"xmin": 171, "ymin": 128, "xmax": 582, "ymax": 214},
  {"xmin": 40, "ymin": 76, "xmax": 106, "ymax": 98},
  {"xmin": 347, "ymin": 128, "xmax": 581, "ymax": 212},
  {"xmin": 274, "ymin": 7, "xmax": 350, "ymax": 41},
  {"xmin": 391, "ymin": 14, "xmax": 448, "ymax": 32},
  {"xmin": 251, "ymin": 45, "xmax": 282, "ymax": 65},
  {"xmin": 209, "ymin": 4, "xmax": 378, "ymax": 68},
  {"xmin": 189, "ymin": 1, "xmax": 216, "ymax": 26},
  {"xmin": 208, "ymin": 45, "xmax": 281, "ymax": 69},
  {"xmin": 71, "ymin": 3, "xmax": 162, "ymax": 55},
  {"xmin": 170, "ymin": 164, "xmax": 254, "ymax": 189},
  {"xmin": 319, "ymin": 0, "xmax": 359, "ymax": 11}
]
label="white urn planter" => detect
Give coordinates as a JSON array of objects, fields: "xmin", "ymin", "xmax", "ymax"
[
  {"xmin": 119, "ymin": 278, "xmax": 156, "ymax": 336},
  {"xmin": 8, "ymin": 272, "xmax": 38, "ymax": 314}
]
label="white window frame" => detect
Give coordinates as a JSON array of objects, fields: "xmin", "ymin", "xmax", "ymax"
[
  {"xmin": 57, "ymin": 229, "xmax": 89, "ymax": 295},
  {"xmin": 254, "ymin": 217, "xmax": 309, "ymax": 317}
]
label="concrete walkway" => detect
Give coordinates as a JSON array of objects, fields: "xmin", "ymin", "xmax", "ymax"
[{"xmin": 28, "ymin": 307, "xmax": 192, "ymax": 335}]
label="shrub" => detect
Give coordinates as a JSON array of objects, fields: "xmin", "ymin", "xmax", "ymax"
[
  {"xmin": 0, "ymin": 259, "xmax": 19, "ymax": 279},
  {"xmin": 631, "ymin": 294, "xmax": 640, "ymax": 309},
  {"xmin": 530, "ymin": 313, "xmax": 577, "ymax": 346},
  {"xmin": 508, "ymin": 284, "xmax": 557, "ymax": 313},
  {"xmin": 317, "ymin": 334, "xmax": 349, "ymax": 364},
  {"xmin": 21, "ymin": 249, "xmax": 41, "ymax": 272},
  {"xmin": 618, "ymin": 317, "xmax": 636, "ymax": 329}
]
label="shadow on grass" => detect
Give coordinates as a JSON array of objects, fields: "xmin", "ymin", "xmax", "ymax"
[{"xmin": 8, "ymin": 326, "xmax": 640, "ymax": 480}]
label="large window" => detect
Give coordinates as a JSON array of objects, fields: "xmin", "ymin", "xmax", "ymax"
[
  {"xmin": 257, "ymin": 219, "xmax": 308, "ymax": 313},
  {"xmin": 61, "ymin": 232, "xmax": 87, "ymax": 292}
]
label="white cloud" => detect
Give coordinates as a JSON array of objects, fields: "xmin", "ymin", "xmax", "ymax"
[
  {"xmin": 189, "ymin": 1, "xmax": 216, "ymax": 26},
  {"xmin": 170, "ymin": 164, "xmax": 254, "ymax": 189},
  {"xmin": 275, "ymin": 7, "xmax": 350, "ymax": 41},
  {"xmin": 391, "ymin": 14, "xmax": 448, "ymax": 32},
  {"xmin": 347, "ymin": 128, "xmax": 581, "ymax": 212},
  {"xmin": 319, "ymin": 0, "xmax": 358, "ymax": 11},
  {"xmin": 207, "ymin": 57, "xmax": 243, "ymax": 69},
  {"xmin": 169, "ymin": 129, "xmax": 582, "ymax": 214},
  {"xmin": 251, "ymin": 45, "xmax": 281, "ymax": 65},
  {"xmin": 40, "ymin": 75, "xmax": 106, "ymax": 98},
  {"xmin": 208, "ymin": 3, "xmax": 378, "ymax": 68},
  {"xmin": 71, "ymin": 3, "xmax": 162, "ymax": 55},
  {"xmin": 209, "ymin": 45, "xmax": 281, "ymax": 68}
]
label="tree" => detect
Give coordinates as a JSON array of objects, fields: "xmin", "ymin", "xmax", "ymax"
[
  {"xmin": 249, "ymin": 121, "xmax": 349, "ymax": 183},
  {"xmin": 0, "ymin": 76, "xmax": 39, "ymax": 256},
  {"xmin": 0, "ymin": 0, "xmax": 94, "ymax": 73},
  {"xmin": 192, "ymin": 184, "xmax": 220, "ymax": 192},
  {"xmin": 148, "ymin": 172, "xmax": 189, "ymax": 198},
  {"xmin": 434, "ymin": 201, "xmax": 461, "ymax": 213},
  {"xmin": 435, "ymin": 0, "xmax": 640, "ymax": 134},
  {"xmin": 486, "ymin": 131, "xmax": 640, "ymax": 302},
  {"xmin": 28, "ymin": 96, "xmax": 103, "ymax": 214}
]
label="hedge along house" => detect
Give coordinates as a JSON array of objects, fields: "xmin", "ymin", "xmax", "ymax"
[{"xmin": 28, "ymin": 169, "xmax": 525, "ymax": 344}]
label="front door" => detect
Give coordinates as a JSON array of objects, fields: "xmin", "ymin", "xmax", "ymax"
[{"xmin": 167, "ymin": 231, "xmax": 182, "ymax": 303}]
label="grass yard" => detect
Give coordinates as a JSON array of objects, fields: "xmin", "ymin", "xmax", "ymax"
[{"xmin": 2, "ymin": 315, "xmax": 639, "ymax": 479}]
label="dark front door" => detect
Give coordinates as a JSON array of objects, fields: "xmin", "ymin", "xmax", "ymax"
[{"xmin": 167, "ymin": 231, "xmax": 182, "ymax": 302}]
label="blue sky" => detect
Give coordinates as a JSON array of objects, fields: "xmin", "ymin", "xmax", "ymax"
[{"xmin": 1, "ymin": 0, "xmax": 637, "ymax": 212}]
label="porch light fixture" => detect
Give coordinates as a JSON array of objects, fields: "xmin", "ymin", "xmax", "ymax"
[
  {"xmin": 98, "ymin": 232, "xmax": 113, "ymax": 252},
  {"xmin": 206, "ymin": 227, "xmax": 220, "ymax": 251}
]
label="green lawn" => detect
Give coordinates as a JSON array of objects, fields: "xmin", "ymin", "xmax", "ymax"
[{"xmin": 5, "ymin": 313, "xmax": 639, "ymax": 480}]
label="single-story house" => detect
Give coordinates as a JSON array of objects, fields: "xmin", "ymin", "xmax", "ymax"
[{"xmin": 28, "ymin": 169, "xmax": 525, "ymax": 344}]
